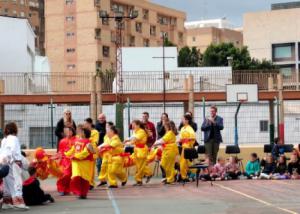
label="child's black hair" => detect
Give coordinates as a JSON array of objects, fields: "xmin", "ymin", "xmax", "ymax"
[
  {"xmin": 251, "ymin": 152, "xmax": 258, "ymax": 159},
  {"xmin": 82, "ymin": 127, "xmax": 91, "ymax": 139},
  {"xmin": 28, "ymin": 166, "xmax": 37, "ymax": 176}
]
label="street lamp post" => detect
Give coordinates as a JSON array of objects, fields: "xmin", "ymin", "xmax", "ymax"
[{"xmin": 99, "ymin": 8, "xmax": 138, "ymax": 140}]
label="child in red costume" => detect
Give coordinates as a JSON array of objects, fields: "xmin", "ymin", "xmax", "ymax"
[
  {"xmin": 65, "ymin": 125, "xmax": 94, "ymax": 199},
  {"xmin": 56, "ymin": 127, "xmax": 76, "ymax": 196}
]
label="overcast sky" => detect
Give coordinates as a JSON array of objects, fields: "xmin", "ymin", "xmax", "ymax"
[{"xmin": 151, "ymin": 0, "xmax": 295, "ymax": 27}]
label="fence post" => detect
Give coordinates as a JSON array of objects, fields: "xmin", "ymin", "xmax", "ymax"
[
  {"xmin": 0, "ymin": 80, "xmax": 4, "ymax": 131},
  {"xmin": 183, "ymin": 77, "xmax": 188, "ymax": 114},
  {"xmin": 96, "ymin": 75, "xmax": 102, "ymax": 115},
  {"xmin": 277, "ymin": 74, "xmax": 285, "ymax": 143},
  {"xmin": 90, "ymin": 75, "xmax": 97, "ymax": 123},
  {"xmin": 188, "ymin": 74, "xmax": 194, "ymax": 115}
]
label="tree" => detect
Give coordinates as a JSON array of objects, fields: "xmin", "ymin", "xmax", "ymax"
[
  {"xmin": 178, "ymin": 46, "xmax": 202, "ymax": 67},
  {"xmin": 163, "ymin": 37, "xmax": 175, "ymax": 47},
  {"xmin": 202, "ymin": 43, "xmax": 275, "ymax": 70}
]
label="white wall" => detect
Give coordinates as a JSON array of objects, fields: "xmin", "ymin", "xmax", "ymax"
[{"xmin": 0, "ymin": 16, "xmax": 35, "ymax": 73}]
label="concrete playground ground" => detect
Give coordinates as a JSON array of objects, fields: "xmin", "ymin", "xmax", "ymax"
[{"xmin": 4, "ymin": 178, "xmax": 300, "ymax": 214}]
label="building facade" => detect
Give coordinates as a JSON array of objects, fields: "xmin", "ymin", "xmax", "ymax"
[
  {"xmin": 45, "ymin": 0, "xmax": 186, "ymax": 80},
  {"xmin": 0, "ymin": 0, "xmax": 45, "ymax": 55},
  {"xmin": 244, "ymin": 3, "xmax": 300, "ymax": 83},
  {"xmin": 185, "ymin": 19, "xmax": 243, "ymax": 53}
]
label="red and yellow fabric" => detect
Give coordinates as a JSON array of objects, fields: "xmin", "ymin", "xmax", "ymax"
[
  {"xmin": 65, "ymin": 138, "xmax": 93, "ymax": 184},
  {"xmin": 98, "ymin": 135, "xmax": 111, "ymax": 182},
  {"xmin": 89, "ymin": 129, "xmax": 99, "ymax": 186},
  {"xmin": 56, "ymin": 136, "xmax": 76, "ymax": 193},
  {"xmin": 179, "ymin": 125, "xmax": 195, "ymax": 180},
  {"xmin": 132, "ymin": 128, "xmax": 152, "ymax": 183},
  {"xmin": 107, "ymin": 135, "xmax": 127, "ymax": 186},
  {"xmin": 161, "ymin": 130, "xmax": 179, "ymax": 183}
]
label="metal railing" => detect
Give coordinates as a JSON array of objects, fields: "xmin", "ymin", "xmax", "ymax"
[{"xmin": 0, "ymin": 70, "xmax": 299, "ymax": 95}]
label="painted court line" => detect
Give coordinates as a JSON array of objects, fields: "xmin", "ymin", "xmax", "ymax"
[
  {"xmin": 215, "ymin": 183, "xmax": 298, "ymax": 214},
  {"xmin": 107, "ymin": 189, "xmax": 121, "ymax": 214}
]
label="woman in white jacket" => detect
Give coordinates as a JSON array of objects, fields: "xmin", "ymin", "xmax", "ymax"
[{"xmin": 1, "ymin": 122, "xmax": 29, "ymax": 210}]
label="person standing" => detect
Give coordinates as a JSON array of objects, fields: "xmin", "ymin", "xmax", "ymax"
[
  {"xmin": 201, "ymin": 105, "xmax": 224, "ymax": 165},
  {"xmin": 84, "ymin": 118, "xmax": 99, "ymax": 189},
  {"xmin": 95, "ymin": 113, "xmax": 107, "ymax": 174},
  {"xmin": 125, "ymin": 120, "xmax": 152, "ymax": 186},
  {"xmin": 142, "ymin": 112, "xmax": 156, "ymax": 148},
  {"xmin": 178, "ymin": 115, "xmax": 196, "ymax": 181},
  {"xmin": 1, "ymin": 122, "xmax": 29, "ymax": 210},
  {"xmin": 56, "ymin": 127, "xmax": 76, "ymax": 196},
  {"xmin": 55, "ymin": 109, "xmax": 76, "ymax": 151},
  {"xmin": 178, "ymin": 111, "xmax": 198, "ymax": 132},
  {"xmin": 156, "ymin": 113, "xmax": 169, "ymax": 140},
  {"xmin": 153, "ymin": 121, "xmax": 179, "ymax": 184}
]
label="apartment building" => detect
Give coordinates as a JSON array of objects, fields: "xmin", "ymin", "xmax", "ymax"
[
  {"xmin": 0, "ymin": 0, "xmax": 45, "ymax": 55},
  {"xmin": 185, "ymin": 19, "xmax": 243, "ymax": 53},
  {"xmin": 244, "ymin": 2, "xmax": 300, "ymax": 82},
  {"xmin": 45, "ymin": 0, "xmax": 186, "ymax": 81}
]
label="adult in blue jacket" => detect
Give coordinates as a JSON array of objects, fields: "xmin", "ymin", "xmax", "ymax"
[{"xmin": 201, "ymin": 105, "xmax": 224, "ymax": 164}]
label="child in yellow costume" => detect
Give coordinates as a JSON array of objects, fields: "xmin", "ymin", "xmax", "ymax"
[
  {"xmin": 65, "ymin": 125, "xmax": 94, "ymax": 199},
  {"xmin": 105, "ymin": 125, "xmax": 127, "ymax": 188},
  {"xmin": 125, "ymin": 120, "xmax": 152, "ymax": 186},
  {"xmin": 97, "ymin": 122, "xmax": 114, "ymax": 186},
  {"xmin": 153, "ymin": 121, "xmax": 179, "ymax": 184},
  {"xmin": 84, "ymin": 118, "xmax": 99, "ymax": 188},
  {"xmin": 178, "ymin": 115, "xmax": 196, "ymax": 181}
]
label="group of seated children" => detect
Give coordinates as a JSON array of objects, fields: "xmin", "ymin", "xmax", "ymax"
[
  {"xmin": 249, "ymin": 150, "xmax": 300, "ymax": 180},
  {"xmin": 200, "ymin": 156, "xmax": 242, "ymax": 181},
  {"xmin": 199, "ymin": 149, "xmax": 300, "ymax": 181}
]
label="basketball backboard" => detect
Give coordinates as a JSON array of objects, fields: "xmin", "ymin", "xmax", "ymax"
[{"xmin": 226, "ymin": 84, "xmax": 258, "ymax": 103}]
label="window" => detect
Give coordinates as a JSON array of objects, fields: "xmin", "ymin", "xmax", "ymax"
[
  {"xmin": 66, "ymin": 32, "xmax": 75, "ymax": 37},
  {"xmin": 66, "ymin": 16, "xmax": 74, "ymax": 22},
  {"xmin": 96, "ymin": 61, "xmax": 102, "ymax": 71},
  {"xmin": 259, "ymin": 120, "xmax": 268, "ymax": 132},
  {"xmin": 66, "ymin": 0, "xmax": 73, "ymax": 5},
  {"xmin": 272, "ymin": 43, "xmax": 295, "ymax": 62},
  {"xmin": 67, "ymin": 80, "xmax": 76, "ymax": 84},
  {"xmin": 66, "ymin": 48, "xmax": 75, "ymax": 53},
  {"xmin": 192, "ymin": 36, "xmax": 196, "ymax": 42},
  {"xmin": 12, "ymin": 10, "xmax": 17, "ymax": 16},
  {"xmin": 160, "ymin": 31, "xmax": 168, "ymax": 39},
  {"xmin": 111, "ymin": 31, "xmax": 116, "ymax": 42},
  {"xmin": 95, "ymin": 28, "xmax": 101, "ymax": 40},
  {"xmin": 67, "ymin": 64, "xmax": 76, "ymax": 70},
  {"xmin": 278, "ymin": 64, "xmax": 295, "ymax": 79},
  {"xmin": 20, "ymin": 0, "xmax": 25, "ymax": 5},
  {"xmin": 103, "ymin": 46, "xmax": 110, "ymax": 57},
  {"xmin": 158, "ymin": 15, "xmax": 169, "ymax": 25},
  {"xmin": 94, "ymin": 0, "xmax": 100, "ymax": 7},
  {"xmin": 20, "ymin": 11, "xmax": 25, "ymax": 17},
  {"xmin": 150, "ymin": 25, "xmax": 156, "ymax": 36},
  {"xmin": 102, "ymin": 17, "xmax": 109, "ymax": 25},
  {"xmin": 28, "ymin": 13, "xmax": 32, "ymax": 17},
  {"xmin": 143, "ymin": 9, "xmax": 149, "ymax": 20},
  {"xmin": 136, "ymin": 22, "xmax": 142, "ymax": 33},
  {"xmin": 129, "ymin": 36, "xmax": 135, "ymax": 46},
  {"xmin": 178, "ymin": 32, "xmax": 183, "ymax": 43},
  {"xmin": 170, "ymin": 18, "xmax": 177, "ymax": 26},
  {"xmin": 143, "ymin": 39, "xmax": 149, "ymax": 47}
]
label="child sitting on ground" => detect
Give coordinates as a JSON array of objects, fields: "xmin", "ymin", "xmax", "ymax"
[
  {"xmin": 225, "ymin": 156, "xmax": 241, "ymax": 180},
  {"xmin": 22, "ymin": 166, "xmax": 54, "ymax": 206},
  {"xmin": 272, "ymin": 155, "xmax": 288, "ymax": 180},
  {"xmin": 210, "ymin": 157, "xmax": 226, "ymax": 181},
  {"xmin": 245, "ymin": 153, "xmax": 260, "ymax": 179},
  {"xmin": 259, "ymin": 154, "xmax": 276, "ymax": 179},
  {"xmin": 288, "ymin": 154, "xmax": 300, "ymax": 179}
]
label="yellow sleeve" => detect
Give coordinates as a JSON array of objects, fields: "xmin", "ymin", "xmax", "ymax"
[
  {"xmin": 162, "ymin": 131, "xmax": 171, "ymax": 143},
  {"xmin": 74, "ymin": 146, "xmax": 90, "ymax": 160},
  {"xmin": 90, "ymin": 130, "xmax": 99, "ymax": 146},
  {"xmin": 110, "ymin": 137, "xmax": 122, "ymax": 148},
  {"xmin": 65, "ymin": 146, "xmax": 75, "ymax": 158},
  {"xmin": 134, "ymin": 130, "xmax": 146, "ymax": 142}
]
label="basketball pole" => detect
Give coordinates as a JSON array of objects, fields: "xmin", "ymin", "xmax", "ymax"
[{"xmin": 234, "ymin": 101, "xmax": 243, "ymax": 146}]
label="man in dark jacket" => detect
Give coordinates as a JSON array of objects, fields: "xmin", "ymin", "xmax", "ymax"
[
  {"xmin": 95, "ymin": 113, "xmax": 107, "ymax": 174},
  {"xmin": 201, "ymin": 105, "xmax": 224, "ymax": 164}
]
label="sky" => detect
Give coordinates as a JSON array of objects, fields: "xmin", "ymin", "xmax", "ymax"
[{"xmin": 151, "ymin": 0, "xmax": 295, "ymax": 27}]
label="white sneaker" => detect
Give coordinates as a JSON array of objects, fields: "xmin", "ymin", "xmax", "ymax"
[
  {"xmin": 2, "ymin": 203, "xmax": 14, "ymax": 210},
  {"xmin": 14, "ymin": 204, "xmax": 30, "ymax": 210}
]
